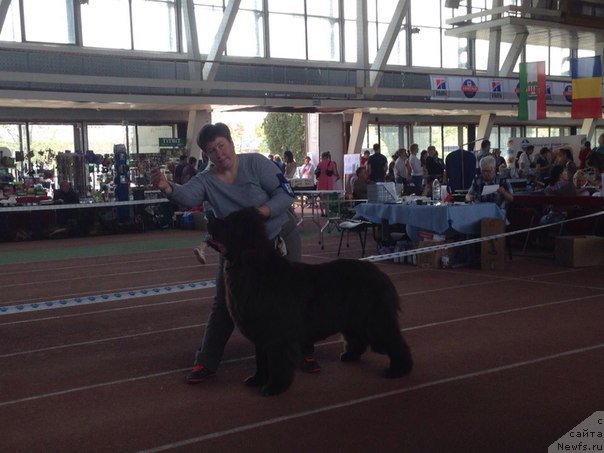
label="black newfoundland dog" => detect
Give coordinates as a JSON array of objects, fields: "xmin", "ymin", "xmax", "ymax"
[{"xmin": 207, "ymin": 207, "xmax": 413, "ymax": 396}]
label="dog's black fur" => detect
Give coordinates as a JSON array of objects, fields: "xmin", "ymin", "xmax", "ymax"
[{"xmin": 207, "ymin": 207, "xmax": 413, "ymax": 396}]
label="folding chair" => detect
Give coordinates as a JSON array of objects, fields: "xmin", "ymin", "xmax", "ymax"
[{"xmin": 337, "ymin": 219, "xmax": 372, "ymax": 257}]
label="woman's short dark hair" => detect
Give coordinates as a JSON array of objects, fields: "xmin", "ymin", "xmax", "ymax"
[
  {"xmin": 549, "ymin": 164, "xmax": 565, "ymax": 183},
  {"xmin": 283, "ymin": 150, "xmax": 294, "ymax": 163},
  {"xmin": 321, "ymin": 151, "xmax": 331, "ymax": 159},
  {"xmin": 196, "ymin": 123, "xmax": 233, "ymax": 151}
]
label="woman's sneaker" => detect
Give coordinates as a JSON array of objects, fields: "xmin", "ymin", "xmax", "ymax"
[
  {"xmin": 300, "ymin": 355, "xmax": 321, "ymax": 373},
  {"xmin": 187, "ymin": 363, "xmax": 216, "ymax": 384}
]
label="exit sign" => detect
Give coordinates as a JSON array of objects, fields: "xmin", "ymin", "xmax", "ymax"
[{"xmin": 159, "ymin": 138, "xmax": 185, "ymax": 147}]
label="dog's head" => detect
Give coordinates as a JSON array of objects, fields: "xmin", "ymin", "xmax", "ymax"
[{"xmin": 206, "ymin": 207, "xmax": 273, "ymax": 261}]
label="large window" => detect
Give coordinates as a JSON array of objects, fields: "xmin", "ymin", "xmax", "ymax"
[
  {"xmin": 268, "ymin": 1, "xmax": 306, "ymax": 59},
  {"xmin": 87, "ymin": 125, "xmax": 129, "ymax": 155},
  {"xmin": 0, "ymin": 0, "xmax": 21, "ymax": 42},
  {"xmin": 227, "ymin": 0, "xmax": 264, "ymax": 57},
  {"xmin": 22, "ymin": 0, "xmax": 75, "ymax": 44},
  {"xmin": 0, "ymin": 124, "xmax": 24, "ymax": 155},
  {"xmin": 136, "ymin": 125, "xmax": 175, "ymax": 155},
  {"xmin": 132, "ymin": 0, "xmax": 178, "ymax": 52},
  {"xmin": 81, "ymin": 0, "xmax": 132, "ymax": 50}
]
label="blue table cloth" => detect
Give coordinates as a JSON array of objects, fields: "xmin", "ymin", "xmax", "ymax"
[{"xmin": 354, "ymin": 202, "xmax": 505, "ymax": 239}]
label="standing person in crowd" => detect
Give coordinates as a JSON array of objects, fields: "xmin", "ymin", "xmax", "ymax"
[
  {"xmin": 360, "ymin": 149, "xmax": 371, "ymax": 167},
  {"xmin": 466, "ymin": 155, "xmax": 514, "ymax": 212},
  {"xmin": 173, "ymin": 155, "xmax": 187, "ymax": 184},
  {"xmin": 300, "ymin": 156, "xmax": 315, "ymax": 180},
  {"xmin": 474, "ymin": 140, "xmax": 492, "ymax": 169},
  {"xmin": 394, "ymin": 148, "xmax": 410, "ymax": 185},
  {"xmin": 180, "ymin": 156, "xmax": 198, "ymax": 184},
  {"xmin": 283, "ymin": 150, "xmax": 298, "ymax": 180},
  {"xmin": 367, "ymin": 143, "xmax": 388, "ymax": 182},
  {"xmin": 408, "ymin": 144, "xmax": 423, "ymax": 189},
  {"xmin": 386, "ymin": 151, "xmax": 398, "ymax": 182},
  {"xmin": 596, "ymin": 133, "xmax": 604, "ymax": 154},
  {"xmin": 518, "ymin": 144, "xmax": 535, "ymax": 178},
  {"xmin": 492, "ymin": 148, "xmax": 506, "ymax": 173},
  {"xmin": 426, "ymin": 145, "xmax": 445, "ymax": 182},
  {"xmin": 150, "ymin": 122, "xmax": 320, "ymax": 384},
  {"xmin": 578, "ymin": 141, "xmax": 592, "ymax": 169},
  {"xmin": 273, "ymin": 154, "xmax": 285, "ymax": 173},
  {"xmin": 315, "ymin": 151, "xmax": 340, "ymax": 216}
]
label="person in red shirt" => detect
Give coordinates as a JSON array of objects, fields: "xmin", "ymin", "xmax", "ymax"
[{"xmin": 578, "ymin": 141, "xmax": 592, "ymax": 169}]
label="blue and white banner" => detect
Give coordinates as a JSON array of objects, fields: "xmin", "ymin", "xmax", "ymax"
[{"xmin": 430, "ymin": 75, "xmax": 573, "ymax": 105}]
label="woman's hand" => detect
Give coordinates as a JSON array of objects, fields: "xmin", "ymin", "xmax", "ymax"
[
  {"xmin": 151, "ymin": 168, "xmax": 172, "ymax": 195},
  {"xmin": 257, "ymin": 204, "xmax": 270, "ymax": 218}
]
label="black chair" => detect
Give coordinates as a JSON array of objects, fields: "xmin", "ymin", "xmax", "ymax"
[{"xmin": 337, "ymin": 219, "xmax": 372, "ymax": 257}]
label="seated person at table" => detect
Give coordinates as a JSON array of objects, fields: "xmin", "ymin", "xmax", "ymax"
[
  {"xmin": 573, "ymin": 170, "xmax": 591, "ymax": 196},
  {"xmin": 544, "ymin": 165, "xmax": 575, "ymax": 196},
  {"xmin": 466, "ymin": 155, "xmax": 514, "ymax": 211},
  {"xmin": 352, "ymin": 166, "xmax": 369, "ymax": 202},
  {"xmin": 53, "ymin": 180, "xmax": 80, "ymax": 204},
  {"xmin": 51, "ymin": 181, "xmax": 80, "ymax": 236},
  {"xmin": 540, "ymin": 165, "xmax": 575, "ymax": 226}
]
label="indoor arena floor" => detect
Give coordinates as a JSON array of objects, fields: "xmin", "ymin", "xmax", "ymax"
[{"xmin": 1, "ymin": 222, "xmax": 603, "ymax": 453}]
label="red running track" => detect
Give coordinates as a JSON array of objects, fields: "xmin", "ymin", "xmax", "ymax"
[{"xmin": 1, "ymin": 228, "xmax": 603, "ymax": 452}]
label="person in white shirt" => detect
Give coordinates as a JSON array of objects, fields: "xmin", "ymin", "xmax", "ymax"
[
  {"xmin": 408, "ymin": 144, "xmax": 423, "ymax": 188},
  {"xmin": 394, "ymin": 148, "xmax": 410, "ymax": 184},
  {"xmin": 299, "ymin": 156, "xmax": 315, "ymax": 180},
  {"xmin": 518, "ymin": 145, "xmax": 535, "ymax": 178}
]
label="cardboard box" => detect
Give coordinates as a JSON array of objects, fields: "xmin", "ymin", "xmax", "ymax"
[
  {"xmin": 555, "ymin": 236, "xmax": 604, "ymax": 267},
  {"xmin": 480, "ymin": 218, "xmax": 506, "ymax": 271},
  {"xmin": 416, "ymin": 239, "xmax": 444, "ymax": 269}
]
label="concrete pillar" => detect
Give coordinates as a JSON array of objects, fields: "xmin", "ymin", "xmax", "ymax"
[
  {"xmin": 186, "ymin": 110, "xmax": 212, "ymax": 159},
  {"xmin": 318, "ymin": 114, "xmax": 345, "ymax": 190}
]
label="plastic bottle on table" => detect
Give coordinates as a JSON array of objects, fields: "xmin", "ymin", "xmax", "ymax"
[{"xmin": 432, "ymin": 178, "xmax": 441, "ymax": 202}]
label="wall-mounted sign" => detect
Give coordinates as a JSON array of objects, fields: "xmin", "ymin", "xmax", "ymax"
[{"xmin": 159, "ymin": 138, "xmax": 185, "ymax": 147}]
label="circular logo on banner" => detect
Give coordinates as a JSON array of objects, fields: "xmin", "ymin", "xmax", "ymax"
[
  {"xmin": 563, "ymin": 84, "xmax": 572, "ymax": 102},
  {"xmin": 461, "ymin": 79, "xmax": 478, "ymax": 98}
]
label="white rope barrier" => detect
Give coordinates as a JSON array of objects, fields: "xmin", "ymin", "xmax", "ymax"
[{"xmin": 360, "ymin": 210, "xmax": 604, "ymax": 263}]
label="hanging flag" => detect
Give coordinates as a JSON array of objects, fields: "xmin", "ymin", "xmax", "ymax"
[
  {"xmin": 570, "ymin": 55, "xmax": 603, "ymax": 119},
  {"xmin": 518, "ymin": 61, "xmax": 546, "ymax": 120}
]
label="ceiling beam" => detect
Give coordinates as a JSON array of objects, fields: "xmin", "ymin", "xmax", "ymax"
[
  {"xmin": 183, "ymin": 0, "xmax": 202, "ymax": 94},
  {"xmin": 202, "ymin": 0, "xmax": 242, "ymax": 83},
  {"xmin": 500, "ymin": 31, "xmax": 527, "ymax": 76},
  {"xmin": 0, "ymin": 0, "xmax": 11, "ymax": 33},
  {"xmin": 369, "ymin": 0, "xmax": 409, "ymax": 89}
]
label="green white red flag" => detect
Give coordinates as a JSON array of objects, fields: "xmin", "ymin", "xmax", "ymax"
[{"xmin": 518, "ymin": 61, "xmax": 546, "ymax": 120}]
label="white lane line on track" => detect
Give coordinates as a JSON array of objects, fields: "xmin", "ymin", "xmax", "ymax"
[
  {"xmin": 0, "ymin": 295, "xmax": 598, "ymax": 400},
  {"xmin": 0, "ymin": 324, "xmax": 204, "ymax": 359},
  {"xmin": 1, "ymin": 292, "xmax": 601, "ymax": 378},
  {"xmin": 139, "ymin": 342, "xmax": 604, "ymax": 452}
]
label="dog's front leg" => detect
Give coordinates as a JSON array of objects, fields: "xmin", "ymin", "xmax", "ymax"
[
  {"xmin": 244, "ymin": 344, "xmax": 269, "ymax": 388},
  {"xmin": 260, "ymin": 343, "xmax": 296, "ymax": 396}
]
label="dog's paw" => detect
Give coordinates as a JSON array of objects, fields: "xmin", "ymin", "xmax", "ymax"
[
  {"xmin": 382, "ymin": 363, "xmax": 413, "ymax": 378},
  {"xmin": 340, "ymin": 351, "xmax": 362, "ymax": 363},
  {"xmin": 260, "ymin": 384, "xmax": 288, "ymax": 396},
  {"xmin": 244, "ymin": 374, "xmax": 266, "ymax": 387}
]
